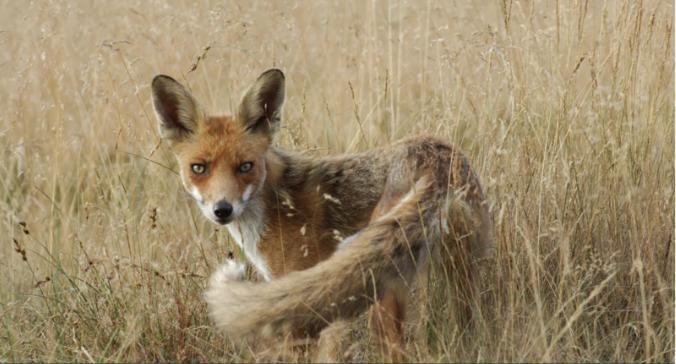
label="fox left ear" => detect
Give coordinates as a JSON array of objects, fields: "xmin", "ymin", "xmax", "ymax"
[
  {"xmin": 238, "ymin": 69, "xmax": 285, "ymax": 137},
  {"xmin": 151, "ymin": 75, "xmax": 204, "ymax": 144}
]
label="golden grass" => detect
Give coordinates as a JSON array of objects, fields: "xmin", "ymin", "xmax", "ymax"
[{"xmin": 0, "ymin": 0, "xmax": 673, "ymax": 362}]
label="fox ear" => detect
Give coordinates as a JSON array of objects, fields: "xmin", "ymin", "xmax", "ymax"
[
  {"xmin": 151, "ymin": 75, "xmax": 204, "ymax": 143},
  {"xmin": 238, "ymin": 69, "xmax": 285, "ymax": 136}
]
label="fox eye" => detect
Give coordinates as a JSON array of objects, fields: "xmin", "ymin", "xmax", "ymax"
[
  {"xmin": 237, "ymin": 161, "xmax": 254, "ymax": 173},
  {"xmin": 191, "ymin": 163, "xmax": 207, "ymax": 175}
]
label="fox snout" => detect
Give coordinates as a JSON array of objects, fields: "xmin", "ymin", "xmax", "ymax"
[
  {"xmin": 213, "ymin": 200, "xmax": 234, "ymax": 224},
  {"xmin": 189, "ymin": 186, "xmax": 259, "ymax": 226}
]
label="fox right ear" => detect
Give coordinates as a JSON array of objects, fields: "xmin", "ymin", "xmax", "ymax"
[
  {"xmin": 151, "ymin": 75, "xmax": 204, "ymax": 143},
  {"xmin": 238, "ymin": 69, "xmax": 285, "ymax": 137}
]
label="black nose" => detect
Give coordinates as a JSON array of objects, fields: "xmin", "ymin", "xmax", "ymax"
[{"xmin": 213, "ymin": 201, "xmax": 233, "ymax": 220}]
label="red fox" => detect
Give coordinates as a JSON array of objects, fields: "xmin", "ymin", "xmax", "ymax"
[{"xmin": 151, "ymin": 69, "xmax": 492, "ymax": 360}]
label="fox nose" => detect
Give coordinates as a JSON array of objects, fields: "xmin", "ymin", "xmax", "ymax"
[{"xmin": 213, "ymin": 201, "xmax": 233, "ymax": 221}]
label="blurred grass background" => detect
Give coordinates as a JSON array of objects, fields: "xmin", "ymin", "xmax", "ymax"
[{"xmin": 0, "ymin": 0, "xmax": 673, "ymax": 361}]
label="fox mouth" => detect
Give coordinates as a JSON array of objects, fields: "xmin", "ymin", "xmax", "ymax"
[{"xmin": 214, "ymin": 216, "xmax": 233, "ymax": 225}]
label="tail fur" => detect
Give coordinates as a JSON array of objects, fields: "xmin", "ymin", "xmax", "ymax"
[{"xmin": 205, "ymin": 176, "xmax": 446, "ymax": 338}]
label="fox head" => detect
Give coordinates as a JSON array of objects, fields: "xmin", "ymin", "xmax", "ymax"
[{"xmin": 151, "ymin": 69, "xmax": 285, "ymax": 225}]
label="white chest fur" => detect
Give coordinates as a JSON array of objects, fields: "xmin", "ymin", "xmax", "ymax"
[{"xmin": 226, "ymin": 198, "xmax": 272, "ymax": 281}]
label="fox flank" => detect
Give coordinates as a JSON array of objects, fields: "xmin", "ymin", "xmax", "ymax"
[{"xmin": 152, "ymin": 69, "xmax": 492, "ymax": 361}]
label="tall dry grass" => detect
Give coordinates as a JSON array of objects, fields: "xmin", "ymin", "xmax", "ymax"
[{"xmin": 0, "ymin": 0, "xmax": 673, "ymax": 362}]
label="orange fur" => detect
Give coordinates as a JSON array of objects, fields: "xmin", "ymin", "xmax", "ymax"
[{"xmin": 151, "ymin": 69, "xmax": 493, "ymax": 361}]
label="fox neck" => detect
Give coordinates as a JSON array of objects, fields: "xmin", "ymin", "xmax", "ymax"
[
  {"xmin": 226, "ymin": 195, "xmax": 269, "ymax": 281},
  {"xmin": 224, "ymin": 147, "xmax": 298, "ymax": 281}
]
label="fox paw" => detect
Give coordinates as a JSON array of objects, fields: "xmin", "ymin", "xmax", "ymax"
[{"xmin": 209, "ymin": 257, "xmax": 246, "ymax": 287}]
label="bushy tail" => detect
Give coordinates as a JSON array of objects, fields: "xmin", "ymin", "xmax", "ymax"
[{"xmin": 205, "ymin": 176, "xmax": 443, "ymax": 338}]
